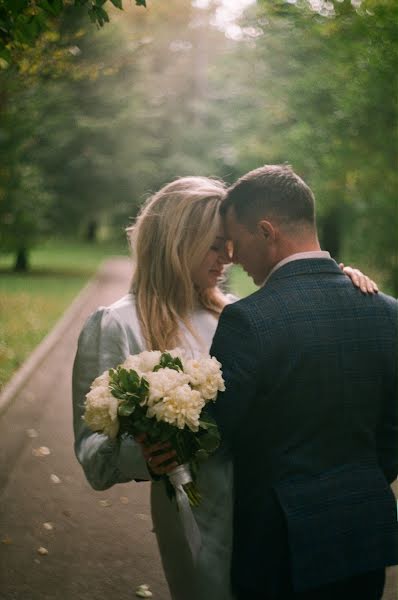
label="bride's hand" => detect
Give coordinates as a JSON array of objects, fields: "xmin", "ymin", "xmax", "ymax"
[
  {"xmin": 339, "ymin": 263, "xmax": 379, "ymax": 294},
  {"xmin": 135, "ymin": 434, "xmax": 178, "ymax": 476}
]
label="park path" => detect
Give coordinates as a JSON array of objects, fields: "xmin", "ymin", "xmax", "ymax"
[
  {"xmin": 0, "ymin": 258, "xmax": 171, "ymax": 600},
  {"xmin": 0, "ymin": 257, "xmax": 396, "ymax": 600}
]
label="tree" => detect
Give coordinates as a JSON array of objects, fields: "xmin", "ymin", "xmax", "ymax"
[
  {"xmin": 0, "ymin": 0, "xmax": 235, "ymax": 269},
  {"xmin": 216, "ymin": 0, "xmax": 398, "ymax": 293},
  {"xmin": 0, "ymin": 4, "xmax": 136, "ymax": 268},
  {"xmin": 0, "ymin": 0, "xmax": 146, "ymax": 63}
]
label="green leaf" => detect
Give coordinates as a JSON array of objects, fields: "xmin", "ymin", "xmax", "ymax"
[
  {"xmin": 195, "ymin": 448, "xmax": 209, "ymax": 462},
  {"xmin": 88, "ymin": 5, "xmax": 109, "ymax": 26},
  {"xmin": 0, "ymin": 47, "xmax": 12, "ymax": 64},
  {"xmin": 135, "ymin": 0, "xmax": 146, "ymax": 6},
  {"xmin": 110, "ymin": 0, "xmax": 123, "ymax": 9},
  {"xmin": 109, "ymin": 388, "xmax": 126, "ymax": 400},
  {"xmin": 96, "ymin": 6, "xmax": 110, "ymax": 23},
  {"xmin": 118, "ymin": 402, "xmax": 135, "ymax": 417},
  {"xmin": 5, "ymin": 0, "xmax": 29, "ymax": 17},
  {"xmin": 154, "ymin": 352, "xmax": 183, "ymax": 373},
  {"xmin": 199, "ymin": 433, "xmax": 220, "ymax": 453},
  {"xmin": 199, "ymin": 415, "xmax": 219, "ymax": 433},
  {"xmin": 37, "ymin": 0, "xmax": 63, "ymax": 17},
  {"xmin": 158, "ymin": 428, "xmax": 173, "ymax": 442}
]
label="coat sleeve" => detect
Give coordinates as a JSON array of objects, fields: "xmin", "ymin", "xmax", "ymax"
[
  {"xmin": 209, "ymin": 301, "xmax": 262, "ymax": 451},
  {"xmin": 72, "ymin": 307, "xmax": 150, "ymax": 490},
  {"xmin": 376, "ymin": 298, "xmax": 398, "ymax": 484}
]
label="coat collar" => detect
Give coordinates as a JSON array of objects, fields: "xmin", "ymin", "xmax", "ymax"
[{"xmin": 265, "ymin": 257, "xmax": 343, "ymax": 286}]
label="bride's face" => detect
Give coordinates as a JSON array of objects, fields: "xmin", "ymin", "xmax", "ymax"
[{"xmin": 191, "ymin": 225, "xmax": 231, "ymax": 291}]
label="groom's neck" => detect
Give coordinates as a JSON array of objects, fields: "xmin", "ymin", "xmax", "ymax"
[{"xmin": 276, "ymin": 233, "xmax": 321, "ymax": 263}]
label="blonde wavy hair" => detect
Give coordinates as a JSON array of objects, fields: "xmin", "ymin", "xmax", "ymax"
[{"xmin": 128, "ymin": 176, "xmax": 230, "ymax": 351}]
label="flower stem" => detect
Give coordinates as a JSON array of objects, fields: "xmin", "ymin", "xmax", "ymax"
[{"xmin": 183, "ymin": 481, "xmax": 201, "ymax": 507}]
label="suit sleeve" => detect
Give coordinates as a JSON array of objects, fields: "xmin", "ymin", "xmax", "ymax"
[
  {"xmin": 209, "ymin": 302, "xmax": 261, "ymax": 451},
  {"xmin": 376, "ymin": 300, "xmax": 398, "ymax": 484},
  {"xmin": 72, "ymin": 307, "xmax": 150, "ymax": 490}
]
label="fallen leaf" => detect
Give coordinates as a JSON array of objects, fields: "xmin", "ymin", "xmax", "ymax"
[
  {"xmin": 43, "ymin": 522, "xmax": 54, "ymax": 531},
  {"xmin": 2, "ymin": 536, "xmax": 12, "ymax": 545},
  {"xmin": 135, "ymin": 513, "xmax": 150, "ymax": 521},
  {"xmin": 37, "ymin": 547, "xmax": 48, "ymax": 556},
  {"xmin": 50, "ymin": 474, "xmax": 61, "ymax": 484},
  {"xmin": 98, "ymin": 499, "xmax": 112, "ymax": 508},
  {"xmin": 135, "ymin": 585, "xmax": 152, "ymax": 598},
  {"xmin": 120, "ymin": 496, "xmax": 129, "ymax": 504},
  {"xmin": 26, "ymin": 428, "xmax": 38, "ymax": 438},
  {"xmin": 32, "ymin": 446, "xmax": 50, "ymax": 457}
]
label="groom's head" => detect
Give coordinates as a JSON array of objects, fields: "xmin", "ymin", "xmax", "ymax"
[{"xmin": 221, "ymin": 164, "xmax": 319, "ymax": 285}]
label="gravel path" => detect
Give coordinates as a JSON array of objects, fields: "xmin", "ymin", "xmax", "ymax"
[{"xmin": 0, "ymin": 258, "xmax": 170, "ymax": 600}]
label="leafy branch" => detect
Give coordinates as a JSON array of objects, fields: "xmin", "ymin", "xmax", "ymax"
[{"xmin": 0, "ymin": 0, "xmax": 147, "ymax": 62}]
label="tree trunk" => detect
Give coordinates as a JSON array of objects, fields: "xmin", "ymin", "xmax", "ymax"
[
  {"xmin": 86, "ymin": 220, "xmax": 97, "ymax": 243},
  {"xmin": 14, "ymin": 248, "xmax": 29, "ymax": 272},
  {"xmin": 319, "ymin": 207, "xmax": 342, "ymax": 261}
]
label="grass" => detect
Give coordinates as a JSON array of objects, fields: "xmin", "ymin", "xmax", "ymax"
[
  {"xmin": 228, "ymin": 265, "xmax": 258, "ymax": 298},
  {"xmin": 1, "ymin": 238, "xmax": 392, "ymax": 391},
  {"xmin": 0, "ymin": 238, "xmax": 128, "ymax": 390}
]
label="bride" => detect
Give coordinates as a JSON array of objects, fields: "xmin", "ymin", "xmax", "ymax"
[{"xmin": 72, "ymin": 175, "xmax": 375, "ymax": 600}]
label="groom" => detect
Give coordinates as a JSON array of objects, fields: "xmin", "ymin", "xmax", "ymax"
[{"xmin": 210, "ymin": 165, "xmax": 398, "ymax": 600}]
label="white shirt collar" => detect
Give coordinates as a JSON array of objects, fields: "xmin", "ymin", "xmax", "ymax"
[{"xmin": 262, "ymin": 250, "xmax": 331, "ymax": 287}]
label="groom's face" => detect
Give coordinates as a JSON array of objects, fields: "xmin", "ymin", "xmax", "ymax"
[{"xmin": 225, "ymin": 207, "xmax": 274, "ymax": 286}]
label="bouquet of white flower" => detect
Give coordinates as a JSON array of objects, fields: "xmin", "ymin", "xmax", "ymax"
[{"xmin": 83, "ymin": 349, "xmax": 225, "ymax": 508}]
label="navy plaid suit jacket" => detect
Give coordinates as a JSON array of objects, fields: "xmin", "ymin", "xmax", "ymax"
[{"xmin": 210, "ymin": 258, "xmax": 398, "ymax": 595}]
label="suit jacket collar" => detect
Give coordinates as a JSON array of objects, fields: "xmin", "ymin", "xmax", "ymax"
[{"xmin": 265, "ymin": 257, "xmax": 343, "ymax": 286}]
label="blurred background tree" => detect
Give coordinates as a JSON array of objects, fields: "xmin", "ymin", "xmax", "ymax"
[
  {"xmin": 0, "ymin": 0, "xmax": 145, "ymax": 62},
  {"xmin": 0, "ymin": 0, "xmax": 396, "ymax": 294},
  {"xmin": 217, "ymin": 0, "xmax": 397, "ymax": 292}
]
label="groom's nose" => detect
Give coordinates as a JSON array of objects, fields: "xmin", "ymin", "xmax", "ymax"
[{"xmin": 220, "ymin": 242, "xmax": 232, "ymax": 264}]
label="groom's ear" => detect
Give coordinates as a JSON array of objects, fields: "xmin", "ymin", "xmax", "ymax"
[{"xmin": 258, "ymin": 219, "xmax": 275, "ymax": 241}]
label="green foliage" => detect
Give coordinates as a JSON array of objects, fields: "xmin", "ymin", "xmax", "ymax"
[
  {"xmin": 0, "ymin": 163, "xmax": 53, "ymax": 253},
  {"xmin": 222, "ymin": 0, "xmax": 398, "ymax": 293},
  {"xmin": 198, "ymin": 413, "xmax": 221, "ymax": 454},
  {"xmin": 0, "ymin": 274, "xmax": 86, "ymax": 389},
  {"xmin": 0, "ymin": 0, "xmax": 146, "ymax": 60},
  {"xmin": 109, "ymin": 367, "xmax": 149, "ymax": 414},
  {"xmin": 153, "ymin": 353, "xmax": 183, "ymax": 373},
  {"xmin": 0, "ymin": 237, "xmax": 117, "ymax": 388},
  {"xmin": 107, "ymin": 351, "xmax": 221, "ymax": 477},
  {"xmin": 0, "ymin": 0, "xmax": 395, "ymax": 293}
]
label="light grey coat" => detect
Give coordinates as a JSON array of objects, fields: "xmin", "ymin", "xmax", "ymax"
[{"xmin": 72, "ymin": 293, "xmax": 235, "ymax": 600}]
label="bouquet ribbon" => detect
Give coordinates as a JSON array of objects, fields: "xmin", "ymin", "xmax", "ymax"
[{"xmin": 168, "ymin": 464, "xmax": 201, "ymax": 559}]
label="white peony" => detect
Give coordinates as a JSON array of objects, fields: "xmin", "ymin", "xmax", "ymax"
[
  {"xmin": 84, "ymin": 385, "xmax": 119, "ymax": 439},
  {"xmin": 146, "ymin": 384, "xmax": 205, "ymax": 432},
  {"xmin": 137, "ymin": 350, "xmax": 162, "ymax": 373},
  {"xmin": 167, "ymin": 347, "xmax": 187, "ymax": 360},
  {"xmin": 91, "ymin": 369, "xmax": 110, "ymax": 388},
  {"xmin": 121, "ymin": 351, "xmax": 162, "ymax": 375},
  {"xmin": 145, "ymin": 368, "xmax": 190, "ymax": 406},
  {"xmin": 120, "ymin": 354, "xmax": 144, "ymax": 374},
  {"xmin": 184, "ymin": 356, "xmax": 225, "ymax": 401}
]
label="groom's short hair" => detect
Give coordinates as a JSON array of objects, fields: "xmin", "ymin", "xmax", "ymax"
[{"xmin": 222, "ymin": 164, "xmax": 316, "ymax": 230}]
